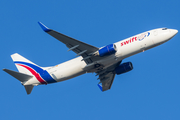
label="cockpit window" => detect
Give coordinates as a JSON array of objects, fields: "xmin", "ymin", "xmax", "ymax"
[{"xmin": 162, "ymin": 28, "xmax": 168, "ymax": 30}]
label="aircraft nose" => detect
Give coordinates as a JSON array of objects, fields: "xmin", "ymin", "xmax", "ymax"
[{"xmin": 171, "ymin": 29, "xmax": 178, "ymax": 36}]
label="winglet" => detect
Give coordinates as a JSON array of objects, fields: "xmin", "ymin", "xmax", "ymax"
[
  {"xmin": 97, "ymin": 83, "xmax": 103, "ymax": 91},
  {"xmin": 38, "ymin": 22, "xmax": 51, "ymax": 32}
]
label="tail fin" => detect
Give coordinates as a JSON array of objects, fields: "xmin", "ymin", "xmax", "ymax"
[
  {"xmin": 4, "ymin": 53, "xmax": 55, "ymax": 94},
  {"xmin": 3, "ymin": 53, "xmax": 40, "ymax": 95},
  {"xmin": 11, "ymin": 53, "xmax": 42, "ymax": 75}
]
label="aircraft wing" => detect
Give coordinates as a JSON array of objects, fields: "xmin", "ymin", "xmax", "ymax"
[
  {"xmin": 97, "ymin": 61, "xmax": 122, "ymax": 91},
  {"xmin": 98, "ymin": 72, "xmax": 116, "ymax": 91},
  {"xmin": 38, "ymin": 22, "xmax": 99, "ymax": 64}
]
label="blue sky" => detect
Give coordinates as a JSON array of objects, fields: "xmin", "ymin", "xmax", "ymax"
[{"xmin": 1, "ymin": 0, "xmax": 180, "ymax": 120}]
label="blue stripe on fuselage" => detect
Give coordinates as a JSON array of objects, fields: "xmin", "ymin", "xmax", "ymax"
[{"xmin": 14, "ymin": 61, "xmax": 57, "ymax": 84}]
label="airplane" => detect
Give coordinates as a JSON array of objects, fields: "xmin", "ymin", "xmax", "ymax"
[{"xmin": 3, "ymin": 22, "xmax": 178, "ymax": 94}]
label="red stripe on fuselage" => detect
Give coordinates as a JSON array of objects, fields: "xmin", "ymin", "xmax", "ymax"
[{"xmin": 17, "ymin": 64, "xmax": 47, "ymax": 84}]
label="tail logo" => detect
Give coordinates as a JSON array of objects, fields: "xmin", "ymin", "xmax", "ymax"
[{"xmin": 14, "ymin": 62, "xmax": 56, "ymax": 84}]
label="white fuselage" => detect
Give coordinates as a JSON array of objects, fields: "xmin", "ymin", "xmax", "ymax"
[{"xmin": 45, "ymin": 28, "xmax": 178, "ymax": 83}]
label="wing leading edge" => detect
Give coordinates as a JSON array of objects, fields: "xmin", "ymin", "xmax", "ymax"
[{"xmin": 38, "ymin": 22, "xmax": 99, "ymax": 64}]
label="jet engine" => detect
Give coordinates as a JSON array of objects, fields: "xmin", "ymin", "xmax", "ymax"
[
  {"xmin": 93, "ymin": 44, "xmax": 117, "ymax": 57},
  {"xmin": 115, "ymin": 62, "xmax": 133, "ymax": 75}
]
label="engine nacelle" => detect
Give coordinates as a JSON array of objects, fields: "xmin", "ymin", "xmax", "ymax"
[
  {"xmin": 93, "ymin": 44, "xmax": 117, "ymax": 57},
  {"xmin": 115, "ymin": 62, "xmax": 133, "ymax": 75}
]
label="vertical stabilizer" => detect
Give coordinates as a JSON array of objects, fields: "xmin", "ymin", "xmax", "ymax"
[
  {"xmin": 4, "ymin": 53, "xmax": 56, "ymax": 94},
  {"xmin": 11, "ymin": 53, "xmax": 41, "ymax": 75}
]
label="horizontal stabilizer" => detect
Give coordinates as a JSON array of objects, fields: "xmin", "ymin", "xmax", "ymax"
[
  {"xmin": 3, "ymin": 68, "xmax": 33, "ymax": 82},
  {"xmin": 24, "ymin": 85, "xmax": 34, "ymax": 95}
]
